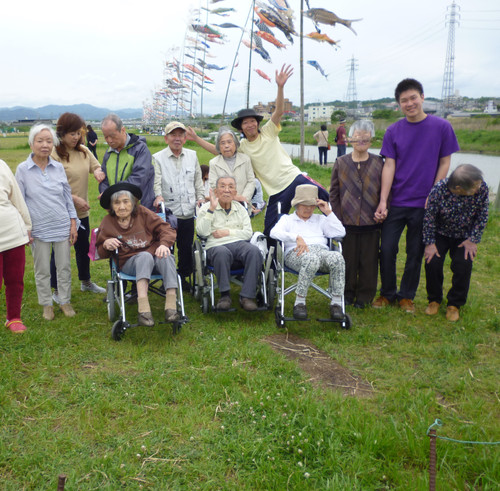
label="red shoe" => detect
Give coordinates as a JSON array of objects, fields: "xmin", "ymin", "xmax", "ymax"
[{"xmin": 5, "ymin": 318, "xmax": 27, "ymax": 333}]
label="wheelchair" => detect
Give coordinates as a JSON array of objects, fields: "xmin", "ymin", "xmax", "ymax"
[
  {"xmin": 192, "ymin": 233, "xmax": 276, "ymax": 313},
  {"xmin": 106, "ymin": 256, "xmax": 188, "ymax": 340},
  {"xmin": 274, "ymin": 237, "xmax": 352, "ymax": 330},
  {"xmin": 104, "ymin": 203, "xmax": 187, "ymax": 340}
]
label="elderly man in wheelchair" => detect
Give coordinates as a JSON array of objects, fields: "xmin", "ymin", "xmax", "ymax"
[
  {"xmin": 270, "ymin": 184, "xmax": 347, "ymax": 322},
  {"xmin": 196, "ymin": 176, "xmax": 263, "ymax": 311},
  {"xmin": 96, "ymin": 182, "xmax": 180, "ymax": 328}
]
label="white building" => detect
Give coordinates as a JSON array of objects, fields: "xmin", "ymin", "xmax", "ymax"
[{"xmin": 305, "ymin": 103, "xmax": 334, "ymax": 122}]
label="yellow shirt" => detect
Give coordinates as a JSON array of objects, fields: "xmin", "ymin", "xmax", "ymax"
[
  {"xmin": 51, "ymin": 145, "xmax": 101, "ymax": 219},
  {"xmin": 239, "ymin": 120, "xmax": 301, "ymax": 196}
]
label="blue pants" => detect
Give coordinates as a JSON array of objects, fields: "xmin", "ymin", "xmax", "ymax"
[
  {"xmin": 264, "ymin": 174, "xmax": 329, "ymax": 237},
  {"xmin": 318, "ymin": 147, "xmax": 328, "ymax": 165},
  {"xmin": 379, "ymin": 206, "xmax": 425, "ymax": 301}
]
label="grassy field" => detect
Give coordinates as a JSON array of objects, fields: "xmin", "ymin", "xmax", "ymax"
[{"xmin": 0, "ymin": 135, "xmax": 499, "ymax": 490}]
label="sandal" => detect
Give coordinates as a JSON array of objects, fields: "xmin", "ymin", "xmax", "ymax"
[{"xmin": 5, "ymin": 318, "xmax": 27, "ymax": 333}]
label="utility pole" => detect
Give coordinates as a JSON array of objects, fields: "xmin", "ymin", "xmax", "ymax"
[
  {"xmin": 345, "ymin": 56, "xmax": 358, "ymax": 118},
  {"xmin": 441, "ymin": 1, "xmax": 460, "ymax": 116}
]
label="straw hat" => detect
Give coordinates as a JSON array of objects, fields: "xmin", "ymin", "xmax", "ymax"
[{"xmin": 291, "ymin": 184, "xmax": 318, "ymax": 207}]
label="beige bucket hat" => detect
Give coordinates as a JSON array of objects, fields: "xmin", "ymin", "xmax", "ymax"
[{"xmin": 291, "ymin": 184, "xmax": 318, "ymax": 207}]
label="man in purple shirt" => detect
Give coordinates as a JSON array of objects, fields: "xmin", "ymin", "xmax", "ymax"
[{"xmin": 373, "ymin": 78, "xmax": 460, "ymax": 313}]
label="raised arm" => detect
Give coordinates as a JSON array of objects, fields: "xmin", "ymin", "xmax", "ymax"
[
  {"xmin": 270, "ymin": 64, "xmax": 294, "ymax": 127},
  {"xmin": 186, "ymin": 126, "xmax": 218, "ymax": 156}
]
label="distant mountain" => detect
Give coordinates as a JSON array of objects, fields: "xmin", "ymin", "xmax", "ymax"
[{"xmin": 0, "ymin": 104, "xmax": 142, "ymax": 122}]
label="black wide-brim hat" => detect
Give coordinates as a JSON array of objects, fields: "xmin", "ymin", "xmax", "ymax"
[
  {"xmin": 231, "ymin": 108, "xmax": 264, "ymax": 130},
  {"xmin": 100, "ymin": 182, "xmax": 142, "ymax": 210}
]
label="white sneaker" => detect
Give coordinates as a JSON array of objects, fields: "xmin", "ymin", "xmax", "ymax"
[
  {"xmin": 81, "ymin": 282, "xmax": 106, "ymax": 294},
  {"xmin": 52, "ymin": 292, "xmax": 62, "ymax": 305}
]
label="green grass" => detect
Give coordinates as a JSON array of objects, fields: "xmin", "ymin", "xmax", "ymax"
[{"xmin": 0, "ymin": 139, "xmax": 499, "ymax": 489}]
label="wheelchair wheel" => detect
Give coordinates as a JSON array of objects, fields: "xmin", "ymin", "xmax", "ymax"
[
  {"xmin": 341, "ymin": 314, "xmax": 352, "ymax": 330},
  {"xmin": 193, "ymin": 241, "xmax": 204, "ymax": 300},
  {"xmin": 201, "ymin": 294, "xmax": 209, "ymax": 314},
  {"xmin": 267, "ymin": 271, "xmax": 276, "ymax": 309},
  {"xmin": 107, "ymin": 281, "xmax": 117, "ymax": 321},
  {"xmin": 112, "ymin": 319, "xmax": 128, "ymax": 341},
  {"xmin": 275, "ymin": 307, "xmax": 285, "ymax": 328}
]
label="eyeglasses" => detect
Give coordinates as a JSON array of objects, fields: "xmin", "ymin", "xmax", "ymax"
[{"xmin": 350, "ymin": 139, "xmax": 372, "ymax": 144}]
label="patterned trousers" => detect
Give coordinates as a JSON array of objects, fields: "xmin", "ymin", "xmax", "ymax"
[{"xmin": 285, "ymin": 244, "xmax": 345, "ymax": 298}]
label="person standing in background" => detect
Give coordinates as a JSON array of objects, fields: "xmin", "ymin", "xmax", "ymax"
[
  {"xmin": 86, "ymin": 124, "xmax": 99, "ymax": 159},
  {"xmin": 313, "ymin": 124, "xmax": 329, "ymax": 165},
  {"xmin": 335, "ymin": 119, "xmax": 347, "ymax": 158}
]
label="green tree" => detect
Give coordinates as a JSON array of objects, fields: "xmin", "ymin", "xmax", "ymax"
[
  {"xmin": 331, "ymin": 110, "xmax": 346, "ymax": 123},
  {"xmin": 372, "ymin": 109, "xmax": 398, "ymax": 120}
]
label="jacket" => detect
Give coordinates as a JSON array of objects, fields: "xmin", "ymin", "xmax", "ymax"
[{"xmin": 99, "ymin": 134, "xmax": 155, "ymax": 210}]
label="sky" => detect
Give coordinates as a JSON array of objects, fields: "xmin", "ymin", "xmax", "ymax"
[{"xmin": 1, "ymin": 0, "xmax": 499, "ymax": 115}]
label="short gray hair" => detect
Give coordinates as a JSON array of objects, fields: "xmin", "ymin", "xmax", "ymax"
[
  {"xmin": 102, "ymin": 113, "xmax": 123, "ymax": 131},
  {"xmin": 215, "ymin": 175, "xmax": 236, "ymax": 188},
  {"xmin": 348, "ymin": 120, "xmax": 375, "ymax": 138},
  {"xmin": 448, "ymin": 164, "xmax": 483, "ymax": 191},
  {"xmin": 109, "ymin": 190, "xmax": 138, "ymax": 217},
  {"xmin": 28, "ymin": 124, "xmax": 59, "ymax": 146},
  {"xmin": 215, "ymin": 126, "xmax": 240, "ymax": 153}
]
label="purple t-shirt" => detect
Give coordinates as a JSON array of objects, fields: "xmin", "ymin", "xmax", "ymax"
[{"xmin": 381, "ymin": 115, "xmax": 459, "ymax": 208}]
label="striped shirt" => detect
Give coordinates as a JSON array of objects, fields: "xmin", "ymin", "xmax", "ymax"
[{"xmin": 16, "ymin": 154, "xmax": 77, "ymax": 242}]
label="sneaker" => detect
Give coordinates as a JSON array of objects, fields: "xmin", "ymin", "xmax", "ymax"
[
  {"xmin": 293, "ymin": 303, "xmax": 308, "ymax": 320},
  {"xmin": 399, "ymin": 298, "xmax": 415, "ymax": 314},
  {"xmin": 329, "ymin": 303, "xmax": 344, "ymax": 320},
  {"xmin": 5, "ymin": 319, "xmax": 27, "ymax": 333},
  {"xmin": 138, "ymin": 312, "xmax": 155, "ymax": 326},
  {"xmin": 43, "ymin": 305, "xmax": 55, "ymax": 321},
  {"xmin": 60, "ymin": 303, "xmax": 76, "ymax": 317},
  {"xmin": 239, "ymin": 297, "xmax": 257, "ymax": 311},
  {"xmin": 81, "ymin": 282, "xmax": 106, "ymax": 294},
  {"xmin": 165, "ymin": 309, "xmax": 180, "ymax": 322},
  {"xmin": 425, "ymin": 301, "xmax": 440, "ymax": 316},
  {"xmin": 216, "ymin": 295, "xmax": 232, "ymax": 311},
  {"xmin": 52, "ymin": 292, "xmax": 61, "ymax": 305},
  {"xmin": 372, "ymin": 296, "xmax": 390, "ymax": 308},
  {"xmin": 446, "ymin": 306, "xmax": 460, "ymax": 322}
]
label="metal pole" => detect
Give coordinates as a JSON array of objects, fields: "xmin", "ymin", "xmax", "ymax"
[
  {"xmin": 246, "ymin": 0, "xmax": 256, "ymax": 109},
  {"xmin": 299, "ymin": 0, "xmax": 304, "ymax": 164},
  {"xmin": 429, "ymin": 428, "xmax": 437, "ymax": 491},
  {"xmin": 57, "ymin": 474, "xmax": 67, "ymax": 491}
]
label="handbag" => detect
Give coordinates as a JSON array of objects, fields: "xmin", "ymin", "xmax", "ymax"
[
  {"xmin": 88, "ymin": 228, "xmax": 100, "ymax": 261},
  {"xmin": 327, "ymin": 143, "xmax": 331, "ymax": 150},
  {"xmin": 323, "ymin": 131, "xmax": 330, "ymax": 150}
]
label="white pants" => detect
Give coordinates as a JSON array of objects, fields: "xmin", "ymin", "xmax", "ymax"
[{"xmin": 31, "ymin": 239, "xmax": 72, "ymax": 306}]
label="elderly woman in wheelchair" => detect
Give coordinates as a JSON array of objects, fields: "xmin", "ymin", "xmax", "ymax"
[
  {"xmin": 270, "ymin": 184, "xmax": 346, "ymax": 321},
  {"xmin": 96, "ymin": 182, "xmax": 179, "ymax": 327}
]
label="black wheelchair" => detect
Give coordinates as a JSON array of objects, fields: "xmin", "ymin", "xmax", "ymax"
[{"xmin": 192, "ymin": 233, "xmax": 276, "ymax": 313}]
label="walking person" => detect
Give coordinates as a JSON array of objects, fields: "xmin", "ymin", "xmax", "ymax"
[{"xmin": 313, "ymin": 124, "xmax": 329, "ymax": 165}]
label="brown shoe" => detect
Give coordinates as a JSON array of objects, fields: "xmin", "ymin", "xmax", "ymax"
[
  {"xmin": 239, "ymin": 297, "xmax": 257, "ymax": 311},
  {"xmin": 165, "ymin": 309, "xmax": 180, "ymax": 322},
  {"xmin": 43, "ymin": 306, "xmax": 54, "ymax": 321},
  {"xmin": 425, "ymin": 301, "xmax": 440, "ymax": 316},
  {"xmin": 216, "ymin": 295, "xmax": 232, "ymax": 311},
  {"xmin": 138, "ymin": 311, "xmax": 155, "ymax": 327},
  {"xmin": 446, "ymin": 306, "xmax": 460, "ymax": 322},
  {"xmin": 372, "ymin": 296, "xmax": 390, "ymax": 308},
  {"xmin": 399, "ymin": 298, "xmax": 415, "ymax": 313},
  {"xmin": 60, "ymin": 303, "xmax": 76, "ymax": 317}
]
